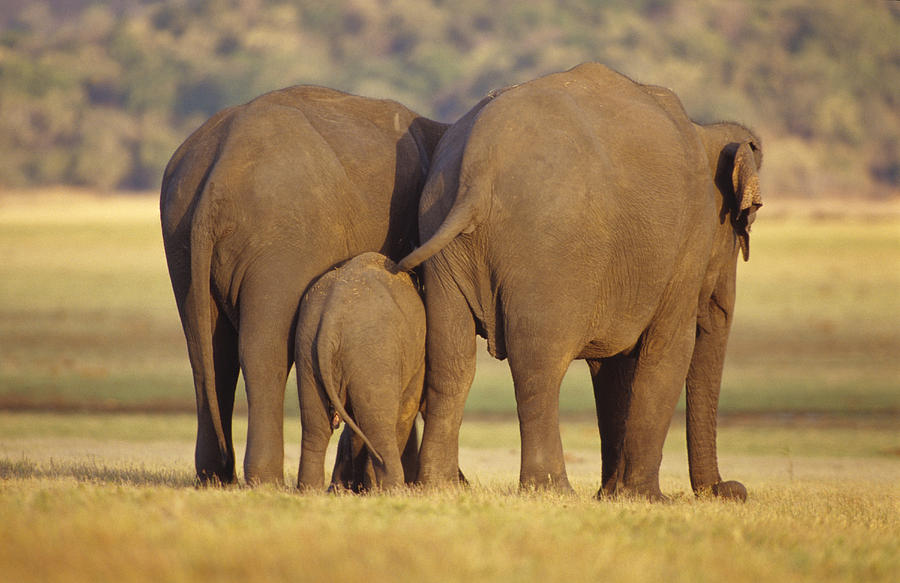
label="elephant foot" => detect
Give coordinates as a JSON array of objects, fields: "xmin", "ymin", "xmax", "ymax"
[
  {"xmin": 416, "ymin": 459, "xmax": 469, "ymax": 490},
  {"xmin": 244, "ymin": 471, "xmax": 286, "ymax": 487},
  {"xmin": 195, "ymin": 468, "xmax": 237, "ymax": 487},
  {"xmin": 195, "ymin": 453, "xmax": 236, "ymax": 487},
  {"xmin": 327, "ymin": 479, "xmax": 365, "ymax": 494},
  {"xmin": 415, "ymin": 467, "xmax": 470, "ymax": 491},
  {"xmin": 596, "ymin": 482, "xmax": 668, "ymax": 503},
  {"xmin": 519, "ymin": 472, "xmax": 575, "ymax": 496},
  {"xmin": 195, "ymin": 476, "xmax": 234, "ymax": 488},
  {"xmin": 415, "ymin": 475, "xmax": 467, "ymax": 492},
  {"xmin": 696, "ymin": 480, "xmax": 747, "ymax": 502}
]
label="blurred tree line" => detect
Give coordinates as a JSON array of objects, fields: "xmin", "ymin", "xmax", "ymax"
[{"xmin": 0, "ymin": 0, "xmax": 897, "ymax": 196}]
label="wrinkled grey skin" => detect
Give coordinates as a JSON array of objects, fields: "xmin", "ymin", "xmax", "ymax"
[
  {"xmin": 295, "ymin": 252, "xmax": 425, "ymax": 492},
  {"xmin": 161, "ymin": 86, "xmax": 446, "ymax": 485},
  {"xmin": 399, "ymin": 63, "xmax": 761, "ymax": 501}
]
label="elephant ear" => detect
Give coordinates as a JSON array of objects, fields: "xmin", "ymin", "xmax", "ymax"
[{"xmin": 731, "ymin": 141, "xmax": 762, "ymax": 261}]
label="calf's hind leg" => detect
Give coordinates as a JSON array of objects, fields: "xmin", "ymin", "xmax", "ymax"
[{"xmin": 350, "ymin": 376, "xmax": 406, "ymax": 490}]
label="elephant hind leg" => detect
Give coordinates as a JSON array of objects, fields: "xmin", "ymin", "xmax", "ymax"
[
  {"xmin": 400, "ymin": 421, "xmax": 419, "ymax": 485},
  {"xmin": 238, "ymin": 283, "xmax": 300, "ymax": 486},
  {"xmin": 297, "ymin": 359, "xmax": 334, "ymax": 492},
  {"xmin": 508, "ymin": 358, "xmax": 573, "ymax": 492},
  {"xmin": 350, "ymin": 386, "xmax": 405, "ymax": 491},
  {"xmin": 503, "ymin": 325, "xmax": 577, "ymax": 493},
  {"xmin": 398, "ymin": 362, "xmax": 425, "ymax": 484},
  {"xmin": 620, "ymin": 321, "xmax": 696, "ymax": 501},
  {"xmin": 328, "ymin": 426, "xmax": 357, "ymax": 491},
  {"xmin": 417, "ymin": 274, "xmax": 477, "ymax": 487},
  {"xmin": 195, "ymin": 307, "xmax": 239, "ymax": 485}
]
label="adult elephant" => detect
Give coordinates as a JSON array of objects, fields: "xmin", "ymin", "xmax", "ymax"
[
  {"xmin": 398, "ymin": 63, "xmax": 762, "ymax": 500},
  {"xmin": 161, "ymin": 86, "xmax": 446, "ymax": 485}
]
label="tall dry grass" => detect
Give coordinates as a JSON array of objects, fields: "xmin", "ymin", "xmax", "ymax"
[{"xmin": 0, "ymin": 411, "xmax": 898, "ymax": 583}]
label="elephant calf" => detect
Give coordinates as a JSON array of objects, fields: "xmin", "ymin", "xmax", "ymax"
[{"xmin": 296, "ymin": 252, "xmax": 425, "ymax": 492}]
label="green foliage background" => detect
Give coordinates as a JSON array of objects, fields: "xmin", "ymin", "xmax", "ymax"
[{"xmin": 0, "ymin": 0, "xmax": 898, "ymax": 195}]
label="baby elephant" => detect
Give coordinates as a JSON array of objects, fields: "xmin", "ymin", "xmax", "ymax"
[{"xmin": 296, "ymin": 252, "xmax": 425, "ymax": 492}]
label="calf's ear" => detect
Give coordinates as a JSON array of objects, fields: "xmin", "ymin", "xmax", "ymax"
[{"xmin": 731, "ymin": 141, "xmax": 762, "ymax": 261}]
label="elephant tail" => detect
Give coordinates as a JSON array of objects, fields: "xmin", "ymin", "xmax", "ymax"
[
  {"xmin": 397, "ymin": 89, "xmax": 508, "ymax": 273},
  {"xmin": 184, "ymin": 192, "xmax": 229, "ymax": 468},
  {"xmin": 396, "ymin": 182, "xmax": 487, "ymax": 272},
  {"xmin": 315, "ymin": 329, "xmax": 385, "ymax": 466}
]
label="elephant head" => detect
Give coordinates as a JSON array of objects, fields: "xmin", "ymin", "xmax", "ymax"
[{"xmin": 715, "ymin": 134, "xmax": 764, "ymax": 261}]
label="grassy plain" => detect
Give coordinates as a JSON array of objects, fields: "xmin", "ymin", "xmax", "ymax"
[
  {"xmin": 1, "ymin": 413, "xmax": 898, "ymax": 583},
  {"xmin": 1, "ymin": 192, "xmax": 899, "ymax": 582}
]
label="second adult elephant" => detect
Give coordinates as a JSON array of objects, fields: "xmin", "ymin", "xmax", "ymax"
[
  {"xmin": 399, "ymin": 63, "xmax": 762, "ymax": 500},
  {"xmin": 161, "ymin": 86, "xmax": 446, "ymax": 485}
]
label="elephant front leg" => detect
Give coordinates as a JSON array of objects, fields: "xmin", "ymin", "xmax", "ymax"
[
  {"xmin": 399, "ymin": 421, "xmax": 419, "ymax": 485},
  {"xmin": 588, "ymin": 356, "xmax": 635, "ymax": 498},
  {"xmin": 328, "ymin": 427, "xmax": 373, "ymax": 493},
  {"xmin": 686, "ymin": 297, "xmax": 747, "ymax": 501},
  {"xmin": 417, "ymin": 278, "xmax": 477, "ymax": 487}
]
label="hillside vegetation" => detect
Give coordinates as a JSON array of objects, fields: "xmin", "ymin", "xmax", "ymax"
[{"xmin": 0, "ymin": 0, "xmax": 897, "ymax": 196}]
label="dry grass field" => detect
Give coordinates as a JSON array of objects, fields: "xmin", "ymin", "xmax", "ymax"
[{"xmin": 1, "ymin": 190, "xmax": 898, "ymax": 582}]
